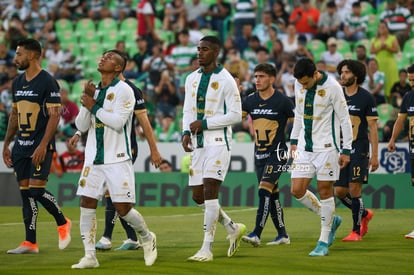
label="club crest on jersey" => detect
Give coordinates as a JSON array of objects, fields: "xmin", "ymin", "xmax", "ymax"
[
  {"xmin": 192, "ymin": 81, "xmax": 197, "ymax": 88},
  {"xmin": 211, "ymin": 82, "xmax": 218, "ymax": 91},
  {"xmin": 79, "ymin": 179, "xmax": 86, "ymax": 187},
  {"xmin": 106, "ymin": 93, "xmax": 114, "ymax": 101},
  {"xmin": 317, "ymin": 89, "xmax": 326, "ymax": 97}
]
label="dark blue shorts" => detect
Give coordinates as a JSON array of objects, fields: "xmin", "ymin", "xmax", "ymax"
[
  {"xmin": 335, "ymin": 157, "xmax": 369, "ymax": 187},
  {"xmin": 12, "ymin": 150, "xmax": 53, "ymax": 182}
]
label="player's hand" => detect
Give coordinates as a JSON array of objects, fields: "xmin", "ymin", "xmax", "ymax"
[
  {"xmin": 31, "ymin": 144, "xmax": 47, "ymax": 166},
  {"xmin": 189, "ymin": 120, "xmax": 202, "ymax": 135},
  {"xmin": 69, "ymin": 134, "xmax": 80, "ymax": 147},
  {"xmin": 369, "ymin": 157, "xmax": 379, "ymax": 172},
  {"xmin": 338, "ymin": 154, "xmax": 350, "ymax": 169},
  {"xmin": 81, "ymin": 93, "xmax": 96, "ymax": 111},
  {"xmin": 83, "ymin": 80, "xmax": 95, "ymax": 97},
  {"xmin": 182, "ymin": 135, "xmax": 193, "ymax": 152},
  {"xmin": 2, "ymin": 146, "xmax": 13, "ymax": 168},
  {"xmin": 150, "ymin": 150, "xmax": 163, "ymax": 168},
  {"xmin": 387, "ymin": 140, "xmax": 396, "ymax": 152}
]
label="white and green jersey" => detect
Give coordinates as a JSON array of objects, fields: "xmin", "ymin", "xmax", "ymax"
[
  {"xmin": 182, "ymin": 65, "xmax": 242, "ymax": 149},
  {"xmin": 171, "ymin": 44, "xmax": 197, "ymax": 70},
  {"xmin": 76, "ymin": 79, "xmax": 135, "ymax": 165},
  {"xmin": 290, "ymin": 71, "xmax": 352, "ymax": 154}
]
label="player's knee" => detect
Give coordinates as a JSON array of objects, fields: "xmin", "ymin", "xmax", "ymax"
[
  {"xmin": 192, "ymin": 194, "xmax": 204, "ymax": 205},
  {"xmin": 290, "ymin": 185, "xmax": 305, "ymax": 199},
  {"xmin": 29, "ymin": 187, "xmax": 45, "ymax": 199}
]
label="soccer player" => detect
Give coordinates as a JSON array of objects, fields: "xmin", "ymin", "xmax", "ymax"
[
  {"xmin": 71, "ymin": 50, "xmax": 157, "ymax": 269},
  {"xmin": 334, "ymin": 59, "xmax": 378, "ymax": 241},
  {"xmin": 2, "ymin": 38, "xmax": 72, "ymax": 254},
  {"xmin": 241, "ymin": 63, "xmax": 294, "ymax": 247},
  {"xmin": 290, "ymin": 58, "xmax": 353, "ymax": 256},
  {"xmin": 387, "ymin": 64, "xmax": 414, "ymax": 239},
  {"xmin": 182, "ymin": 36, "xmax": 246, "ymax": 262}
]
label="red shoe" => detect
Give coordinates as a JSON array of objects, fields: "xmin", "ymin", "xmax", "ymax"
[
  {"xmin": 58, "ymin": 217, "xmax": 72, "ymax": 250},
  {"xmin": 342, "ymin": 231, "xmax": 362, "ymax": 242},
  {"xmin": 360, "ymin": 209, "xmax": 374, "ymax": 237},
  {"xmin": 7, "ymin": 241, "xmax": 39, "ymax": 254}
]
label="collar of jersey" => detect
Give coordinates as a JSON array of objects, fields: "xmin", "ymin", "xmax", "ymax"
[
  {"xmin": 197, "ymin": 64, "xmax": 223, "ymax": 74},
  {"xmin": 98, "ymin": 78, "xmax": 120, "ymax": 90}
]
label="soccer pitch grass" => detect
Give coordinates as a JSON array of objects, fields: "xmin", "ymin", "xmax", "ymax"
[{"xmin": 0, "ymin": 206, "xmax": 413, "ymax": 275}]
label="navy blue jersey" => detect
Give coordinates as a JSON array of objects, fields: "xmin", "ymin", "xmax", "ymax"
[
  {"xmin": 242, "ymin": 91, "xmax": 294, "ymax": 161},
  {"xmin": 125, "ymin": 79, "xmax": 146, "ymax": 164},
  {"xmin": 12, "ymin": 70, "xmax": 60, "ymax": 157},
  {"xmin": 344, "ymin": 86, "xmax": 378, "ymax": 157},
  {"xmin": 399, "ymin": 90, "xmax": 414, "ymax": 154}
]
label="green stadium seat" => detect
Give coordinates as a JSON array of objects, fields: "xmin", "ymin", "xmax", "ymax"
[
  {"xmin": 395, "ymin": 52, "xmax": 411, "ymax": 70},
  {"xmin": 119, "ymin": 17, "xmax": 137, "ymax": 39},
  {"xmin": 306, "ymin": 39, "xmax": 326, "ymax": 61},
  {"xmin": 360, "ymin": 1, "xmax": 376, "ymax": 16},
  {"xmin": 57, "ymin": 29, "xmax": 78, "ymax": 44},
  {"xmin": 97, "ymin": 18, "xmax": 118, "ymax": 36},
  {"xmin": 57, "ymin": 79, "xmax": 71, "ymax": 91},
  {"xmin": 366, "ymin": 14, "xmax": 380, "ymax": 38},
  {"xmin": 377, "ymin": 103, "xmax": 395, "ymax": 128},
  {"xmin": 54, "ymin": 18, "xmax": 73, "ymax": 33},
  {"xmin": 336, "ymin": 39, "xmax": 352, "ymax": 56}
]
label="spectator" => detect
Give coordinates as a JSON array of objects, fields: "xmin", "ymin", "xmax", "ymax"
[
  {"xmin": 137, "ymin": 0, "xmax": 158, "ymax": 50},
  {"xmin": 24, "ymin": 0, "xmax": 48, "ymax": 37},
  {"xmin": 170, "ymin": 30, "xmax": 197, "ymax": 100},
  {"xmin": 124, "ymin": 36, "xmax": 151, "ymax": 80},
  {"xmin": 289, "ymin": 0, "xmax": 320, "ymax": 40},
  {"xmin": 5, "ymin": 13, "xmax": 29, "ymax": 51},
  {"xmin": 337, "ymin": 1, "xmax": 368, "ymax": 42},
  {"xmin": 163, "ymin": 0, "xmax": 186, "ymax": 32},
  {"xmin": 253, "ymin": 10, "xmax": 279, "ymax": 45},
  {"xmin": 185, "ymin": 0, "xmax": 208, "ymax": 29},
  {"xmin": 224, "ymin": 48, "xmax": 249, "ymax": 88},
  {"xmin": 219, "ymin": 36, "xmax": 236, "ymax": 64},
  {"xmin": 232, "ymin": 0, "xmax": 257, "ymax": 41},
  {"xmin": 0, "ymin": 41, "xmax": 13, "ymax": 80},
  {"xmin": 270, "ymin": 39, "xmax": 285, "ymax": 72},
  {"xmin": 159, "ymin": 159, "xmax": 173, "ymax": 172},
  {"xmin": 59, "ymin": 137, "xmax": 85, "ymax": 173},
  {"xmin": 1, "ymin": 0, "xmax": 29, "ymax": 27},
  {"xmin": 44, "ymin": 39, "xmax": 69, "ymax": 77},
  {"xmin": 154, "ymin": 70, "xmax": 179, "ymax": 121},
  {"xmin": 315, "ymin": 1, "xmax": 341, "ymax": 43},
  {"xmin": 55, "ymin": 53, "xmax": 83, "ymax": 83},
  {"xmin": 57, "ymin": 87, "xmax": 79, "ymax": 139},
  {"xmin": 112, "ymin": 0, "xmax": 136, "ymax": 21},
  {"xmin": 380, "ymin": 0, "xmax": 413, "ymax": 48},
  {"xmin": 272, "ymin": 1, "xmax": 289, "ymax": 34},
  {"xmin": 334, "ymin": 0, "xmax": 353, "ymax": 22},
  {"xmin": 207, "ymin": 0, "xmax": 232, "ymax": 42},
  {"xmin": 234, "ymin": 23, "xmax": 254, "ymax": 55},
  {"xmin": 142, "ymin": 41, "xmax": 175, "ymax": 99},
  {"xmin": 355, "ymin": 44, "xmax": 371, "ymax": 66},
  {"xmin": 243, "ymin": 36, "xmax": 261, "ymax": 75},
  {"xmin": 281, "ymin": 23, "xmax": 299, "ymax": 54},
  {"xmin": 366, "ymin": 58, "xmax": 386, "ymax": 106},
  {"xmin": 390, "ymin": 69, "xmax": 411, "ymax": 107},
  {"xmin": 320, "ymin": 37, "xmax": 343, "ymax": 77},
  {"xmin": 86, "ymin": 0, "xmax": 111, "ymax": 20},
  {"xmin": 370, "ymin": 21, "xmax": 399, "ymax": 100},
  {"xmin": 0, "ymin": 64, "xmax": 17, "ymax": 114},
  {"xmin": 33, "ymin": 20, "xmax": 56, "ymax": 50},
  {"xmin": 293, "ymin": 34, "xmax": 314, "ymax": 61}
]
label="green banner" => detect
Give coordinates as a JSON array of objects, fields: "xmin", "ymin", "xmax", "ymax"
[{"xmin": 39, "ymin": 172, "xmax": 413, "ymax": 209}]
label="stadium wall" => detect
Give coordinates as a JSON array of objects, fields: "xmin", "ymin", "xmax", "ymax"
[{"xmin": 0, "ymin": 172, "xmax": 412, "ymax": 208}]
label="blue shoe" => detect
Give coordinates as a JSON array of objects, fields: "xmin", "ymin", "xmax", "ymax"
[
  {"xmin": 328, "ymin": 215, "xmax": 342, "ymax": 247},
  {"xmin": 266, "ymin": 234, "xmax": 291, "ymax": 245},
  {"xmin": 309, "ymin": 241, "xmax": 328, "ymax": 256},
  {"xmin": 114, "ymin": 239, "xmax": 141, "ymax": 250},
  {"xmin": 241, "ymin": 232, "xmax": 261, "ymax": 247}
]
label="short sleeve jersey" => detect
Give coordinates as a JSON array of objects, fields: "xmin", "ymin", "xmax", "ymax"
[
  {"xmin": 242, "ymin": 91, "xmax": 294, "ymax": 160},
  {"xmin": 12, "ymin": 70, "xmax": 61, "ymax": 156},
  {"xmin": 344, "ymin": 86, "xmax": 378, "ymax": 157}
]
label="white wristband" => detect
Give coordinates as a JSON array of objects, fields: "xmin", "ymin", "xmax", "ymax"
[{"xmin": 75, "ymin": 130, "xmax": 82, "ymax": 137}]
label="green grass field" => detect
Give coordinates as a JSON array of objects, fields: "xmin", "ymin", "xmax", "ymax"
[{"xmin": 1, "ymin": 206, "xmax": 413, "ymax": 275}]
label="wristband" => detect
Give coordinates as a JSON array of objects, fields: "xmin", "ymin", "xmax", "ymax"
[{"xmin": 75, "ymin": 130, "xmax": 82, "ymax": 137}]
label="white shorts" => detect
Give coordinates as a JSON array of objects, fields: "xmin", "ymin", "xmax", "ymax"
[
  {"xmin": 291, "ymin": 149, "xmax": 340, "ymax": 181},
  {"xmin": 188, "ymin": 145, "xmax": 231, "ymax": 186},
  {"xmin": 76, "ymin": 160, "xmax": 135, "ymax": 203}
]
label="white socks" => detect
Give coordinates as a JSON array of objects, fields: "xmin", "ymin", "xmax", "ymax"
[
  {"xmin": 199, "ymin": 203, "xmax": 236, "ymax": 234},
  {"xmin": 122, "ymin": 208, "xmax": 151, "ymax": 242},
  {"xmin": 297, "ymin": 190, "xmax": 322, "ymax": 215},
  {"xmin": 319, "ymin": 197, "xmax": 335, "ymax": 244},
  {"xmin": 80, "ymin": 207, "xmax": 97, "ymax": 257},
  {"xmin": 201, "ymin": 199, "xmax": 219, "ymax": 251}
]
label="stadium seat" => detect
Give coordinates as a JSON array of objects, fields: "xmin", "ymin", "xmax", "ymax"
[
  {"xmin": 54, "ymin": 18, "xmax": 73, "ymax": 33},
  {"xmin": 403, "ymin": 38, "xmax": 414, "ymax": 58},
  {"xmin": 306, "ymin": 39, "xmax": 326, "ymax": 62},
  {"xmin": 395, "ymin": 52, "xmax": 411, "ymax": 70},
  {"xmin": 233, "ymin": 132, "xmax": 253, "ymax": 142},
  {"xmin": 119, "ymin": 17, "xmax": 137, "ymax": 39},
  {"xmin": 57, "ymin": 29, "xmax": 78, "ymax": 44},
  {"xmin": 75, "ymin": 18, "xmax": 97, "ymax": 47},
  {"xmin": 57, "ymin": 79, "xmax": 71, "ymax": 92},
  {"xmin": 355, "ymin": 38, "xmax": 371, "ymax": 51},
  {"xmin": 360, "ymin": 1, "xmax": 376, "ymax": 16},
  {"xmin": 97, "ymin": 18, "xmax": 118, "ymax": 39},
  {"xmin": 366, "ymin": 14, "xmax": 380, "ymax": 38},
  {"xmin": 70, "ymin": 79, "xmax": 89, "ymax": 106},
  {"xmin": 336, "ymin": 39, "xmax": 351, "ymax": 56}
]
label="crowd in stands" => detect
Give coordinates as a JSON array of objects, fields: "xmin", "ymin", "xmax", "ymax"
[{"xmin": 1, "ymin": 0, "xmax": 414, "ymax": 150}]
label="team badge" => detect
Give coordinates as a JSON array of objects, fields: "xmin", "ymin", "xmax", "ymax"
[
  {"xmin": 123, "ymin": 182, "xmax": 128, "ymax": 187},
  {"xmin": 211, "ymin": 81, "xmax": 219, "ymax": 91},
  {"xmin": 215, "ymin": 160, "xmax": 221, "ymax": 165},
  {"xmin": 317, "ymin": 89, "xmax": 326, "ymax": 97},
  {"xmin": 79, "ymin": 179, "xmax": 86, "ymax": 187},
  {"xmin": 106, "ymin": 93, "xmax": 114, "ymax": 101},
  {"xmin": 298, "ymin": 98, "xmax": 304, "ymax": 104},
  {"xmin": 192, "ymin": 92, "xmax": 195, "ymax": 97},
  {"xmin": 192, "ymin": 81, "xmax": 197, "ymax": 88},
  {"xmin": 189, "ymin": 168, "xmax": 194, "ymax": 176}
]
